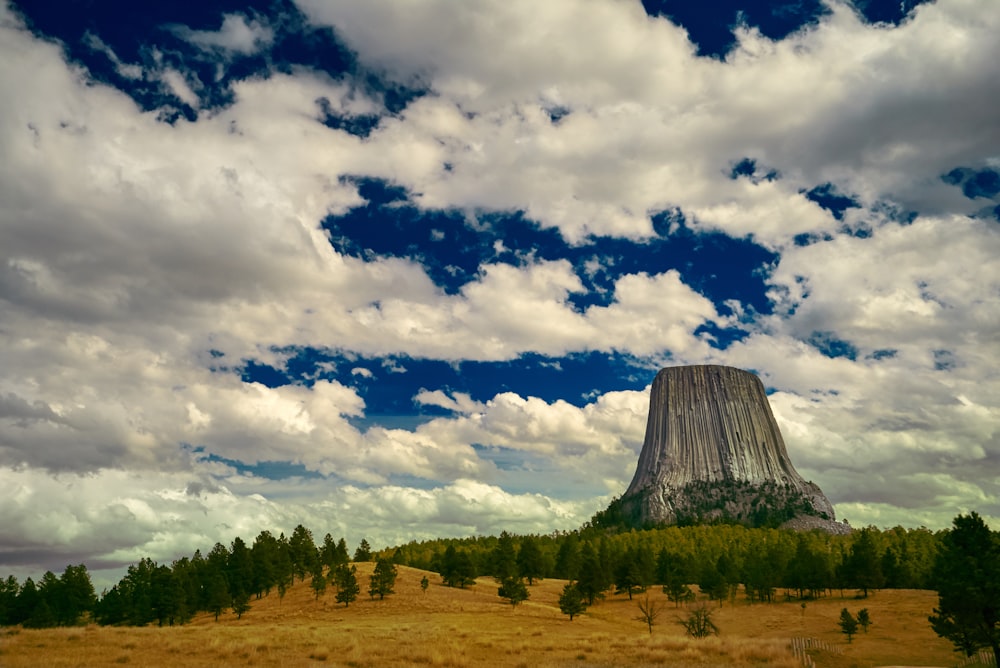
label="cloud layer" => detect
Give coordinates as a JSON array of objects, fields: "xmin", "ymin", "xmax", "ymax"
[{"xmin": 1, "ymin": 0, "xmax": 998, "ymax": 581}]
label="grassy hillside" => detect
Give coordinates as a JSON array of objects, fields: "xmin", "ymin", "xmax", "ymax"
[{"xmin": 1, "ymin": 563, "xmax": 961, "ymax": 667}]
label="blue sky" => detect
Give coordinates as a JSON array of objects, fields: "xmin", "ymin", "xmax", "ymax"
[{"xmin": 1, "ymin": 0, "xmax": 998, "ymax": 586}]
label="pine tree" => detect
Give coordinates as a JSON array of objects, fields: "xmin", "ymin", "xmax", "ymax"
[
  {"xmin": 320, "ymin": 533, "xmax": 339, "ymax": 571},
  {"xmin": 169, "ymin": 557, "xmax": 198, "ymax": 624},
  {"xmin": 232, "ymin": 590, "xmax": 251, "ymax": 619},
  {"xmin": 368, "ymin": 558, "xmax": 398, "ymax": 600},
  {"xmin": 58, "ymin": 564, "xmax": 96, "ymax": 626},
  {"xmin": 576, "ymin": 542, "xmax": 605, "ymax": 605},
  {"xmin": 354, "ymin": 539, "xmax": 373, "ymax": 562},
  {"xmin": 334, "ymin": 538, "xmax": 350, "ymax": 566},
  {"xmin": 698, "ymin": 561, "xmax": 728, "ymax": 607},
  {"xmin": 228, "ymin": 536, "xmax": 254, "ymax": 601},
  {"xmin": 491, "ymin": 531, "xmax": 518, "ymax": 581},
  {"xmin": 36, "ymin": 571, "xmax": 61, "ymax": 627},
  {"xmin": 440, "ymin": 545, "xmax": 476, "ymax": 588},
  {"xmin": 554, "ymin": 533, "xmax": 581, "ymax": 580},
  {"xmin": 558, "ymin": 582, "xmax": 587, "ymax": 620},
  {"xmin": 14, "ymin": 578, "xmax": 40, "ymax": 626},
  {"xmin": 845, "ymin": 528, "xmax": 884, "ymax": 598},
  {"xmin": 929, "ymin": 512, "xmax": 1000, "ymax": 665},
  {"xmin": 310, "ymin": 570, "xmax": 327, "ymax": 600},
  {"xmin": 614, "ymin": 547, "xmax": 645, "ymax": 600},
  {"xmin": 334, "ymin": 564, "xmax": 360, "ymax": 607},
  {"xmin": 657, "ymin": 549, "xmax": 694, "ymax": 607},
  {"xmin": 275, "ymin": 534, "xmax": 294, "ymax": 603},
  {"xmin": 205, "ymin": 569, "xmax": 230, "ymax": 622},
  {"xmin": 839, "ymin": 608, "xmax": 858, "ymax": 643},
  {"xmin": 0, "ymin": 575, "xmax": 20, "ymax": 626},
  {"xmin": 497, "ymin": 575, "xmax": 529, "ymax": 607},
  {"xmin": 289, "ymin": 525, "xmax": 318, "ymax": 581},
  {"xmin": 150, "ymin": 565, "xmax": 181, "ymax": 626},
  {"xmin": 251, "ymin": 530, "xmax": 278, "ymax": 598},
  {"xmin": 857, "ymin": 608, "xmax": 871, "ymax": 633},
  {"xmin": 516, "ymin": 535, "xmax": 546, "ymax": 585}
]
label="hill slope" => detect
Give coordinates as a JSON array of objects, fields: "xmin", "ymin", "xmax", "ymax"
[{"xmin": 2, "ymin": 563, "xmax": 956, "ymax": 667}]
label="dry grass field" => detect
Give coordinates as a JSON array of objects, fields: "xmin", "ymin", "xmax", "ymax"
[{"xmin": 0, "ymin": 564, "xmax": 967, "ymax": 668}]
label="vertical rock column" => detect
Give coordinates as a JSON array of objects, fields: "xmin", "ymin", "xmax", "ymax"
[{"xmin": 623, "ymin": 365, "xmax": 835, "ymax": 525}]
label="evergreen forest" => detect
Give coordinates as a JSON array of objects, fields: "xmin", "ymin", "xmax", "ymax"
[{"xmin": 0, "ymin": 520, "xmax": 945, "ymax": 629}]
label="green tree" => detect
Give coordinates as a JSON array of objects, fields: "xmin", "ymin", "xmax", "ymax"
[
  {"xmin": 857, "ymin": 608, "xmax": 871, "ymax": 633},
  {"xmin": 150, "ymin": 565, "xmax": 181, "ymax": 626},
  {"xmin": 657, "ymin": 549, "xmax": 694, "ymax": 607},
  {"xmin": 928, "ymin": 512, "xmax": 1000, "ymax": 665},
  {"xmin": 554, "ymin": 533, "xmax": 581, "ymax": 580},
  {"xmin": 205, "ymin": 569, "xmax": 230, "ymax": 622},
  {"xmin": 369, "ymin": 558, "xmax": 398, "ymax": 600},
  {"xmin": 743, "ymin": 545, "xmax": 777, "ymax": 604},
  {"xmin": 173, "ymin": 557, "xmax": 200, "ymax": 623},
  {"xmin": 491, "ymin": 531, "xmax": 518, "ymax": 581},
  {"xmin": 93, "ymin": 584, "xmax": 125, "ymax": 626},
  {"xmin": 558, "ymin": 582, "xmax": 586, "ymax": 621},
  {"xmin": 14, "ymin": 578, "xmax": 40, "ymax": 627},
  {"xmin": 320, "ymin": 533, "xmax": 346, "ymax": 571},
  {"xmin": 232, "ymin": 590, "xmax": 251, "ymax": 619},
  {"xmin": 353, "ymin": 539, "xmax": 373, "ymax": 562},
  {"xmin": 440, "ymin": 545, "xmax": 476, "ymax": 588},
  {"xmin": 334, "ymin": 564, "xmax": 360, "ymax": 607},
  {"xmin": 614, "ymin": 546, "xmax": 650, "ymax": 601},
  {"xmin": 497, "ymin": 575, "xmax": 529, "ymax": 607},
  {"xmin": 845, "ymin": 528, "xmax": 884, "ymax": 598},
  {"xmin": 420, "ymin": 575, "xmax": 429, "ymax": 594},
  {"xmin": 786, "ymin": 534, "xmax": 832, "ymax": 600},
  {"xmin": 0, "ymin": 575, "xmax": 20, "ymax": 626},
  {"xmin": 662, "ymin": 579, "xmax": 694, "ymax": 607},
  {"xmin": 310, "ymin": 568, "xmax": 327, "ymax": 600},
  {"xmin": 516, "ymin": 535, "xmax": 546, "ymax": 585},
  {"xmin": 57, "ymin": 564, "xmax": 96, "ymax": 626},
  {"xmin": 576, "ymin": 542, "xmax": 606, "ymax": 606},
  {"xmin": 334, "ymin": 538, "xmax": 350, "ymax": 566},
  {"xmin": 25, "ymin": 595, "xmax": 56, "ymax": 629},
  {"xmin": 289, "ymin": 525, "xmax": 318, "ymax": 582},
  {"xmin": 276, "ymin": 574, "xmax": 290, "ymax": 604},
  {"xmin": 36, "ymin": 570, "xmax": 62, "ymax": 627},
  {"xmin": 839, "ymin": 608, "xmax": 858, "ymax": 643},
  {"xmin": 716, "ymin": 552, "xmax": 740, "ymax": 603},
  {"xmin": 250, "ymin": 530, "xmax": 279, "ymax": 598},
  {"xmin": 698, "ymin": 561, "xmax": 728, "ymax": 607},
  {"xmin": 275, "ymin": 535, "xmax": 294, "ymax": 604}
]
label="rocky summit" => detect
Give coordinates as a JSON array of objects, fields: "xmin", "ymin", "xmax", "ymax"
[{"xmin": 616, "ymin": 365, "xmax": 848, "ymax": 533}]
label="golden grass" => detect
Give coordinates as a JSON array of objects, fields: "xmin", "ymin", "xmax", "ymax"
[{"xmin": 0, "ymin": 564, "xmax": 960, "ymax": 667}]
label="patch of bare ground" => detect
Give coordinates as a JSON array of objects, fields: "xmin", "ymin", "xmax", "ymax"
[{"xmin": 0, "ymin": 565, "xmax": 958, "ymax": 667}]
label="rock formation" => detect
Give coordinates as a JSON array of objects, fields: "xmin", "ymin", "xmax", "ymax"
[{"xmin": 617, "ymin": 365, "xmax": 846, "ymax": 533}]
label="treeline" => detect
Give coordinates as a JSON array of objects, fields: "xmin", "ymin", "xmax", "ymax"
[
  {"xmin": 394, "ymin": 523, "xmax": 940, "ymax": 603},
  {"xmin": 0, "ymin": 525, "xmax": 371, "ymax": 628},
  {"xmin": 1, "ymin": 522, "xmax": 942, "ymax": 628},
  {"xmin": 92, "ymin": 526, "xmax": 370, "ymax": 625},
  {"xmin": 0, "ymin": 565, "xmax": 95, "ymax": 628}
]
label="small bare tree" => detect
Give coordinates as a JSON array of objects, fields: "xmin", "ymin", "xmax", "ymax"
[
  {"xmin": 679, "ymin": 603, "xmax": 719, "ymax": 639},
  {"xmin": 636, "ymin": 594, "xmax": 665, "ymax": 635}
]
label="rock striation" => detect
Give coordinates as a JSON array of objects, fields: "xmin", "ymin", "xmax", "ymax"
[{"xmin": 618, "ymin": 365, "xmax": 846, "ymax": 533}]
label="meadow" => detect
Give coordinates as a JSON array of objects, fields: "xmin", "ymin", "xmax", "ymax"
[{"xmin": 0, "ymin": 563, "xmax": 966, "ymax": 668}]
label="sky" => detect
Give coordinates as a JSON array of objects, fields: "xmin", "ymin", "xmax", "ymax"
[{"xmin": 1, "ymin": 0, "xmax": 998, "ymax": 588}]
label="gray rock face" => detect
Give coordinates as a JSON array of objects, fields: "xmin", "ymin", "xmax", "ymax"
[{"xmin": 621, "ymin": 365, "xmax": 842, "ymax": 531}]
